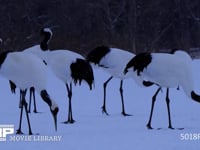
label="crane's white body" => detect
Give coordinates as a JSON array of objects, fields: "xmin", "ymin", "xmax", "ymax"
[
  {"xmin": 43, "ymin": 50, "xmax": 84, "ymax": 83},
  {"xmin": 25, "ymin": 45, "xmax": 85, "ymax": 84},
  {"xmin": 96, "ymin": 48, "xmax": 143, "ymax": 87},
  {"xmin": 140, "ymin": 51, "xmax": 194, "ymax": 98},
  {"xmin": 0, "ymin": 52, "xmax": 47, "ymax": 92},
  {"xmin": 99, "ymin": 48, "xmax": 134, "ymax": 78}
]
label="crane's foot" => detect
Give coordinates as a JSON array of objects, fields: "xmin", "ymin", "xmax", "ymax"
[
  {"xmin": 16, "ymin": 129, "xmax": 24, "ymax": 134},
  {"xmin": 146, "ymin": 123, "xmax": 153, "ymax": 130},
  {"xmin": 168, "ymin": 125, "xmax": 175, "ymax": 130},
  {"xmin": 63, "ymin": 119, "xmax": 75, "ymax": 124},
  {"xmin": 121, "ymin": 111, "xmax": 132, "ymax": 116},
  {"xmin": 33, "ymin": 110, "xmax": 38, "ymax": 113},
  {"xmin": 101, "ymin": 106, "xmax": 109, "ymax": 116},
  {"xmin": 28, "ymin": 131, "xmax": 33, "ymax": 135},
  {"xmin": 169, "ymin": 126, "xmax": 184, "ymax": 130}
]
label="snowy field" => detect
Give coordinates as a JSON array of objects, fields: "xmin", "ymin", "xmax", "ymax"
[{"xmin": 1, "ymin": 59, "xmax": 200, "ymax": 149}]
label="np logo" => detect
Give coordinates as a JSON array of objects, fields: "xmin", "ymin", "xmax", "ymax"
[{"xmin": 0, "ymin": 125, "xmax": 14, "ymax": 141}]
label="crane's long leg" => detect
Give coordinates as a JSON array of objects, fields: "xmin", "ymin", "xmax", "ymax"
[
  {"xmin": 102, "ymin": 76, "xmax": 113, "ymax": 115},
  {"xmin": 16, "ymin": 93, "xmax": 24, "ymax": 134},
  {"xmin": 16, "ymin": 90, "xmax": 32, "ymax": 135},
  {"xmin": 120, "ymin": 80, "xmax": 131, "ymax": 116},
  {"xmin": 166, "ymin": 88, "xmax": 174, "ymax": 129},
  {"xmin": 23, "ymin": 90, "xmax": 32, "ymax": 134},
  {"xmin": 32, "ymin": 88, "xmax": 37, "ymax": 113},
  {"xmin": 64, "ymin": 83, "xmax": 75, "ymax": 124},
  {"xmin": 146, "ymin": 87, "xmax": 161, "ymax": 129},
  {"xmin": 19, "ymin": 90, "xmax": 22, "ymax": 108},
  {"xmin": 28, "ymin": 87, "xmax": 37, "ymax": 113},
  {"xmin": 28, "ymin": 88, "xmax": 32, "ymax": 113}
]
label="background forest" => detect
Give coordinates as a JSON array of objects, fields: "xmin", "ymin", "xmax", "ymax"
[{"xmin": 0, "ymin": 0, "xmax": 200, "ymax": 56}]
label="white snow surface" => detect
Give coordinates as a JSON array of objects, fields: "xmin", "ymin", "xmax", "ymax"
[{"xmin": 1, "ymin": 59, "xmax": 200, "ymax": 149}]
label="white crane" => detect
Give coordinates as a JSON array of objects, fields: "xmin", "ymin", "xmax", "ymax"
[
  {"xmin": 124, "ymin": 50, "xmax": 200, "ymax": 129},
  {"xmin": 7, "ymin": 28, "xmax": 52, "ymax": 113},
  {"xmin": 0, "ymin": 50, "xmax": 59, "ymax": 134},
  {"xmin": 87, "ymin": 46, "xmax": 142, "ymax": 116},
  {"xmin": 25, "ymin": 28, "xmax": 94, "ymax": 124}
]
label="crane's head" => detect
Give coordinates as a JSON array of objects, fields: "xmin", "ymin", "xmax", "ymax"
[
  {"xmin": 40, "ymin": 27, "xmax": 53, "ymax": 50},
  {"xmin": 40, "ymin": 90, "xmax": 59, "ymax": 131},
  {"xmin": 50, "ymin": 102, "xmax": 59, "ymax": 131}
]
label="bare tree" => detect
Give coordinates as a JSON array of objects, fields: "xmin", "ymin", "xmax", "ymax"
[{"xmin": 1, "ymin": 0, "xmax": 200, "ymax": 54}]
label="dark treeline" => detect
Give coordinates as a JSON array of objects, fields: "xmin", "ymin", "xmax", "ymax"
[{"xmin": 0, "ymin": 0, "xmax": 200, "ymax": 56}]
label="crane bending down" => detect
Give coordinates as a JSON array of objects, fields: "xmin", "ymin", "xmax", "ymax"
[
  {"xmin": 0, "ymin": 51, "xmax": 59, "ymax": 134},
  {"xmin": 87, "ymin": 46, "xmax": 144, "ymax": 116}
]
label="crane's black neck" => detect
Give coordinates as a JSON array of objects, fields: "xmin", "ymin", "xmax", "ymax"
[
  {"xmin": 0, "ymin": 50, "xmax": 12, "ymax": 68},
  {"xmin": 40, "ymin": 90, "xmax": 52, "ymax": 106},
  {"xmin": 191, "ymin": 91, "xmax": 200, "ymax": 103},
  {"xmin": 40, "ymin": 30, "xmax": 52, "ymax": 51}
]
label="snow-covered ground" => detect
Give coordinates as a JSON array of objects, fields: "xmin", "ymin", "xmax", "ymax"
[{"xmin": 1, "ymin": 59, "xmax": 200, "ymax": 149}]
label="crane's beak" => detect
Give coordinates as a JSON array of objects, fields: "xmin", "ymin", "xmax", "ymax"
[
  {"xmin": 51, "ymin": 107, "xmax": 59, "ymax": 131},
  {"xmin": 54, "ymin": 115, "xmax": 57, "ymax": 131},
  {"xmin": 89, "ymin": 84, "xmax": 93, "ymax": 90},
  {"xmin": 124, "ymin": 68, "xmax": 128, "ymax": 74}
]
